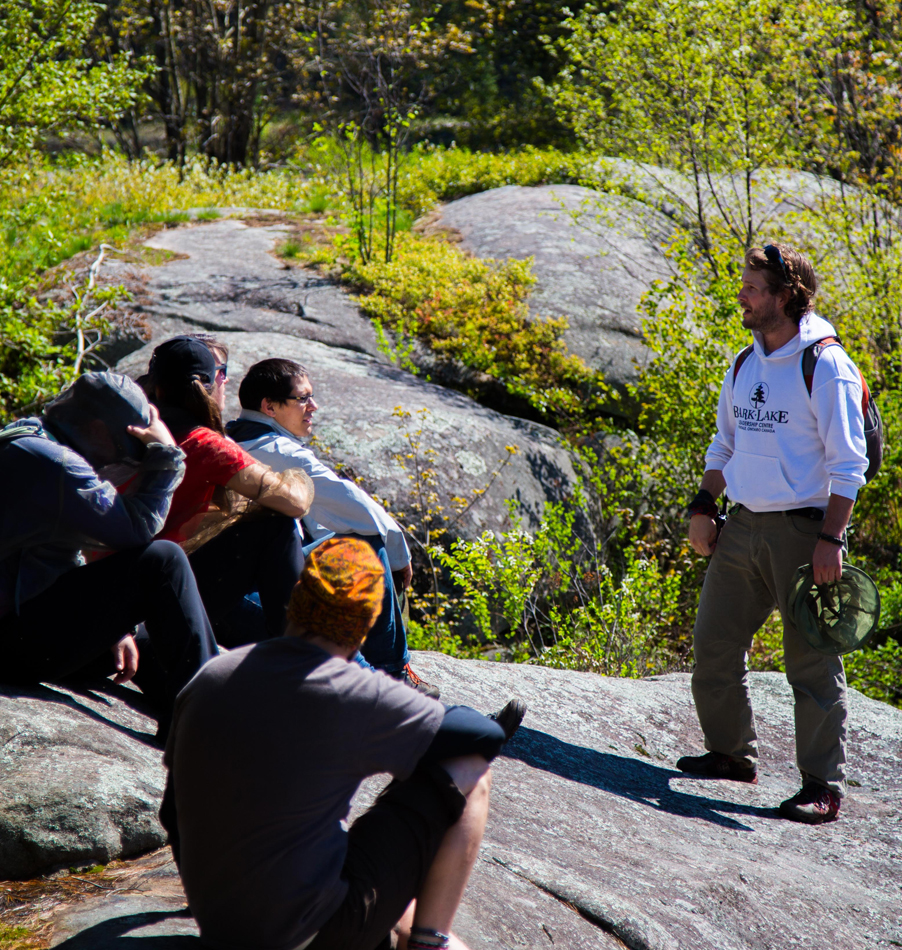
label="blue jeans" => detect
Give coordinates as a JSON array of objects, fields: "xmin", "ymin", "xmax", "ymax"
[{"xmin": 303, "ymin": 533, "xmax": 410, "ymax": 675}]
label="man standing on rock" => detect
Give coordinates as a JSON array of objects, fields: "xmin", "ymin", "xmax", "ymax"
[
  {"xmin": 679, "ymin": 243, "xmax": 869, "ymax": 824},
  {"xmin": 226, "ymin": 356, "xmax": 438, "ymax": 697},
  {"xmin": 163, "ymin": 537, "xmax": 524, "ymax": 950}
]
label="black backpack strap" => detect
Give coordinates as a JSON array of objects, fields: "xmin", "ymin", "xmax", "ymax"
[
  {"xmin": 802, "ymin": 336, "xmax": 842, "ymax": 395},
  {"xmin": 732, "ymin": 345, "xmax": 754, "ymax": 387}
]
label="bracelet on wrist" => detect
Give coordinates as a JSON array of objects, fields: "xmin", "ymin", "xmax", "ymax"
[{"xmin": 817, "ymin": 532, "xmax": 844, "ymax": 546}]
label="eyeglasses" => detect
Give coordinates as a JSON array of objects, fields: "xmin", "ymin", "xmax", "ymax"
[
  {"xmin": 284, "ymin": 393, "xmax": 316, "ymax": 408},
  {"xmin": 763, "ymin": 244, "xmax": 789, "ymax": 282},
  {"xmin": 214, "ymin": 363, "xmax": 228, "ymax": 382}
]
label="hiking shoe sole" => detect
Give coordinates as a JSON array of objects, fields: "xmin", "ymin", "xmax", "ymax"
[
  {"xmin": 489, "ymin": 698, "xmax": 527, "ymax": 742},
  {"xmin": 676, "ymin": 751, "xmax": 758, "ymax": 784}
]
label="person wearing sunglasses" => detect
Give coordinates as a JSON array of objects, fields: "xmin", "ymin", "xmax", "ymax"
[
  {"xmin": 140, "ymin": 337, "xmax": 314, "ymax": 644},
  {"xmin": 680, "ymin": 243, "xmax": 869, "ymax": 824},
  {"xmin": 225, "ymin": 357, "xmax": 439, "ymax": 697}
]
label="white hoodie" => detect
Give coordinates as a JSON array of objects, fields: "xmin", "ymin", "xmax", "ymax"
[{"xmin": 705, "ymin": 312, "xmax": 868, "ymax": 511}]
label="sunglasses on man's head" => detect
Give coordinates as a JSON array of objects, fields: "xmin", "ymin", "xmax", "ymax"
[{"xmin": 763, "ymin": 244, "xmax": 789, "ymax": 281}]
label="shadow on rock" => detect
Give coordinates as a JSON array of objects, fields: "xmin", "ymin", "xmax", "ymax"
[
  {"xmin": 54, "ymin": 910, "xmax": 199, "ymax": 948},
  {"xmin": 14, "ymin": 681, "xmax": 160, "ymax": 748},
  {"xmin": 504, "ymin": 726, "xmax": 779, "ymax": 831}
]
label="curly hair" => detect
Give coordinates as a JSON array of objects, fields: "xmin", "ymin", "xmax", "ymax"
[{"xmin": 745, "ymin": 243, "xmax": 818, "ymax": 325}]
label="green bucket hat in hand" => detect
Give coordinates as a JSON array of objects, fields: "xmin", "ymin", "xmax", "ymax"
[{"xmin": 789, "ymin": 564, "xmax": 881, "ymax": 656}]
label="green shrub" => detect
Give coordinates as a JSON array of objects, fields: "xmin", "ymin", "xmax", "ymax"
[
  {"xmin": 434, "ymin": 502, "xmax": 681, "ymax": 675},
  {"xmin": 307, "ymin": 228, "xmax": 601, "ymax": 423}
]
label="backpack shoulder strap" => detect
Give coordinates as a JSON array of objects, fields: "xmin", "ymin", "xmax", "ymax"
[
  {"xmin": 802, "ymin": 336, "xmax": 842, "ymax": 395},
  {"xmin": 0, "ymin": 422, "xmax": 43, "ymax": 446},
  {"xmin": 732, "ymin": 345, "xmax": 755, "ymax": 387}
]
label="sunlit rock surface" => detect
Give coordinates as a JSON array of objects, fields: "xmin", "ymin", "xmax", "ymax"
[
  {"xmin": 0, "ymin": 681, "xmax": 165, "ymax": 879},
  {"xmin": 430, "ymin": 184, "xmax": 675, "ymax": 386},
  {"xmin": 114, "ymin": 220, "xmax": 583, "ymax": 541},
  {"xmin": 35, "ymin": 657, "xmax": 902, "ymax": 949}
]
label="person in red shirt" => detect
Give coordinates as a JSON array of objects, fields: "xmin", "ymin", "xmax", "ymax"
[{"xmin": 144, "ymin": 336, "xmax": 313, "ymax": 643}]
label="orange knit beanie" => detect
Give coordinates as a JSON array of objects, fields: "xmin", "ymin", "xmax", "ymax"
[{"xmin": 287, "ymin": 537, "xmax": 385, "ymax": 649}]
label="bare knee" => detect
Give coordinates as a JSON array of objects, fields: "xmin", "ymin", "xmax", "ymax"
[
  {"xmin": 441, "ymin": 754, "xmax": 491, "ymax": 797},
  {"xmin": 470, "ymin": 769, "xmax": 491, "ymax": 802}
]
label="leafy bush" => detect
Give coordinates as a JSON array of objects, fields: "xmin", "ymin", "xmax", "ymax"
[
  {"xmin": 437, "ymin": 504, "xmax": 681, "ymax": 677},
  {"xmin": 306, "ymin": 228, "xmax": 601, "ymax": 423},
  {"xmin": 846, "ymin": 638, "xmax": 902, "ymax": 706},
  {"xmin": 392, "ymin": 144, "xmax": 591, "ymax": 218}
]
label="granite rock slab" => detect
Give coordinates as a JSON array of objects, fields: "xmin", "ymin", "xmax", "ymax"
[
  {"xmin": 430, "ymin": 184, "xmax": 677, "ymax": 385},
  {"xmin": 41, "ymin": 659, "xmax": 902, "ymax": 949},
  {"xmin": 0, "ymin": 681, "xmax": 164, "ymax": 880}
]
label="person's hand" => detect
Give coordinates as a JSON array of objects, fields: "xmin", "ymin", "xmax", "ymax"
[
  {"xmin": 395, "ymin": 562, "xmax": 413, "ymax": 591},
  {"xmin": 128, "ymin": 404, "xmax": 176, "ymax": 447},
  {"xmin": 111, "ymin": 634, "xmax": 139, "ymax": 684},
  {"xmin": 812, "ymin": 539, "xmax": 843, "ymax": 585},
  {"xmin": 688, "ymin": 514, "xmax": 719, "ymax": 556}
]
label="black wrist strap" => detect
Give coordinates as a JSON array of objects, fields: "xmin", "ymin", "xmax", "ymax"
[
  {"xmin": 817, "ymin": 532, "xmax": 844, "ymax": 546},
  {"xmin": 687, "ymin": 489, "xmax": 718, "ymax": 519}
]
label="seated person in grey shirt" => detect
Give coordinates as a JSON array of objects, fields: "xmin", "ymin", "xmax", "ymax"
[
  {"xmin": 162, "ymin": 537, "xmax": 525, "ymax": 950},
  {"xmin": 226, "ymin": 357, "xmax": 438, "ymax": 697}
]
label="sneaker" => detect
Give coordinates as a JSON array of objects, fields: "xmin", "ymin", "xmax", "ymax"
[
  {"xmin": 779, "ymin": 782, "xmax": 841, "ymax": 824},
  {"xmin": 392, "ymin": 664, "xmax": 440, "ymax": 699},
  {"xmin": 489, "ymin": 698, "xmax": 527, "ymax": 741},
  {"xmin": 675, "ymin": 750, "xmax": 758, "ymax": 784}
]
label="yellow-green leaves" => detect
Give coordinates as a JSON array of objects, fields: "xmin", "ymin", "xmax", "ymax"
[
  {"xmin": 0, "ymin": 0, "xmax": 150, "ymax": 167},
  {"xmin": 545, "ymin": 0, "xmax": 849, "ymax": 258}
]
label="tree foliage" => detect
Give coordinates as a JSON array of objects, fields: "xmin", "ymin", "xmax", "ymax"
[
  {"xmin": 97, "ymin": 0, "xmax": 303, "ymax": 165},
  {"xmin": 297, "ymin": 0, "xmax": 476, "ymax": 260},
  {"xmin": 545, "ymin": 0, "xmax": 849, "ymax": 264},
  {"xmin": 0, "ymin": 0, "xmax": 148, "ymax": 166},
  {"xmin": 806, "ymin": 0, "xmax": 902, "ymax": 198}
]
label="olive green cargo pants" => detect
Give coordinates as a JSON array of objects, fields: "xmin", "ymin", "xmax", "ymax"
[{"xmin": 691, "ymin": 505, "xmax": 847, "ymax": 796}]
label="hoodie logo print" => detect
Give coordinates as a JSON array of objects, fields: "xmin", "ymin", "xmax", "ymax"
[
  {"xmin": 734, "ymin": 379, "xmax": 788, "ymax": 430},
  {"xmin": 749, "ymin": 382, "xmax": 769, "ymax": 408}
]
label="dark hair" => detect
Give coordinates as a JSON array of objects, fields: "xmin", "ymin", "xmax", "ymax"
[
  {"xmin": 147, "ymin": 337, "xmax": 226, "ymax": 436},
  {"xmin": 239, "ymin": 358, "xmax": 309, "ymax": 411},
  {"xmin": 745, "ymin": 243, "xmax": 818, "ymax": 324}
]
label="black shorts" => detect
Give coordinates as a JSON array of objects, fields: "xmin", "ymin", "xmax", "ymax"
[{"xmin": 305, "ymin": 763, "xmax": 467, "ymax": 950}]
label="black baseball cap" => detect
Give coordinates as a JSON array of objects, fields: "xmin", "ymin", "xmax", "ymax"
[{"xmin": 148, "ymin": 336, "xmax": 216, "ymax": 388}]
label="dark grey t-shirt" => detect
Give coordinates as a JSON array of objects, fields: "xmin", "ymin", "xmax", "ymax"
[{"xmin": 165, "ymin": 637, "xmax": 444, "ymax": 950}]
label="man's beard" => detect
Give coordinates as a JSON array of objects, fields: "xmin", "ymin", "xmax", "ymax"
[{"xmin": 741, "ymin": 296, "xmax": 783, "ymax": 334}]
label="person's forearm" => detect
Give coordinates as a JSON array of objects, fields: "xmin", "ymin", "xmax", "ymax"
[
  {"xmin": 699, "ymin": 470, "xmax": 726, "ymax": 499},
  {"xmin": 228, "ymin": 464, "xmax": 313, "ymax": 517},
  {"xmin": 73, "ymin": 444, "xmax": 186, "ymax": 548},
  {"xmin": 812, "ymin": 493, "xmax": 854, "ymax": 584},
  {"xmin": 257, "ymin": 468, "xmax": 314, "ymax": 517},
  {"xmin": 822, "ymin": 493, "xmax": 854, "ymax": 538}
]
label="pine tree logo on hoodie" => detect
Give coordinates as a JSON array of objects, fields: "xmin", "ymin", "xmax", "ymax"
[
  {"xmin": 749, "ymin": 382, "xmax": 769, "ymax": 408},
  {"xmin": 734, "ymin": 380, "xmax": 788, "ymax": 429}
]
